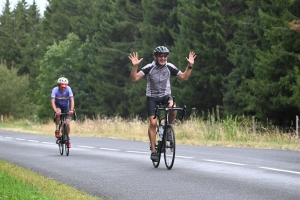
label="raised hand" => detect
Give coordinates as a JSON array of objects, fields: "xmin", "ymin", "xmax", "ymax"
[
  {"xmin": 186, "ymin": 52, "xmax": 197, "ymax": 66},
  {"xmin": 128, "ymin": 52, "xmax": 143, "ymax": 66}
]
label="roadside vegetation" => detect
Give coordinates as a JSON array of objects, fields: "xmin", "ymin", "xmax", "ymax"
[
  {"xmin": 1, "ymin": 113, "xmax": 299, "ymax": 151},
  {"xmin": 0, "ymin": 160, "xmax": 101, "ymax": 200}
]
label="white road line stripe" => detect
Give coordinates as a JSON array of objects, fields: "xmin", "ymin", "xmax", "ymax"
[
  {"xmin": 126, "ymin": 151, "xmax": 148, "ymax": 154},
  {"xmin": 78, "ymin": 145, "xmax": 95, "ymax": 149},
  {"xmin": 259, "ymin": 167, "xmax": 300, "ymax": 175},
  {"xmin": 100, "ymin": 148, "xmax": 120, "ymax": 151},
  {"xmin": 5, "ymin": 137, "xmax": 13, "ymax": 139},
  {"xmin": 28, "ymin": 140, "xmax": 39, "ymax": 142},
  {"xmin": 176, "ymin": 155, "xmax": 194, "ymax": 159},
  {"xmin": 203, "ymin": 159, "xmax": 247, "ymax": 166},
  {"xmin": 42, "ymin": 142, "xmax": 55, "ymax": 144},
  {"xmin": 15, "ymin": 138, "xmax": 26, "ymax": 140}
]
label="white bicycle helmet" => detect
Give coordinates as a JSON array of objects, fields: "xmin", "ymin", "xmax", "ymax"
[{"xmin": 57, "ymin": 77, "xmax": 69, "ymax": 85}]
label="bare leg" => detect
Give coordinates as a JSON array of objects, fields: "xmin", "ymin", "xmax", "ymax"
[
  {"xmin": 168, "ymin": 100, "xmax": 177, "ymax": 124},
  {"xmin": 55, "ymin": 108, "xmax": 61, "ymax": 128},
  {"xmin": 148, "ymin": 116, "xmax": 157, "ymax": 151},
  {"xmin": 66, "ymin": 118, "xmax": 71, "ymax": 135}
]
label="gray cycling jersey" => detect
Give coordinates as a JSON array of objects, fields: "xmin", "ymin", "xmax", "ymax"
[{"xmin": 140, "ymin": 61, "xmax": 181, "ymax": 98}]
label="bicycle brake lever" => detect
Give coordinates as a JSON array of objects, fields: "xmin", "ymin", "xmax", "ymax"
[{"xmin": 180, "ymin": 105, "xmax": 186, "ymax": 120}]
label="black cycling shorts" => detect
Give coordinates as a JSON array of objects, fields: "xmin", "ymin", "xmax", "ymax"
[
  {"xmin": 147, "ymin": 95, "xmax": 173, "ymax": 117},
  {"xmin": 55, "ymin": 104, "xmax": 71, "ymax": 119}
]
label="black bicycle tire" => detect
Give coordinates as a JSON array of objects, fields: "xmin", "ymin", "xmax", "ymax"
[
  {"xmin": 152, "ymin": 128, "xmax": 162, "ymax": 168},
  {"xmin": 63, "ymin": 123, "xmax": 69, "ymax": 156},
  {"xmin": 59, "ymin": 133, "xmax": 64, "ymax": 155},
  {"xmin": 164, "ymin": 124, "xmax": 176, "ymax": 170}
]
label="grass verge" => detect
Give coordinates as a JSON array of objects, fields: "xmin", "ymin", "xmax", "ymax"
[{"xmin": 0, "ymin": 160, "xmax": 102, "ymax": 200}]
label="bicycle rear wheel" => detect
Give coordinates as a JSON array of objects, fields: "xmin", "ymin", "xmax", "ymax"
[
  {"xmin": 164, "ymin": 124, "xmax": 175, "ymax": 170},
  {"xmin": 152, "ymin": 130, "xmax": 162, "ymax": 168}
]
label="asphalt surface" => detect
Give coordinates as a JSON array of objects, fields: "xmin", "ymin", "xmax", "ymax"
[{"xmin": 1, "ymin": 130, "xmax": 300, "ymax": 200}]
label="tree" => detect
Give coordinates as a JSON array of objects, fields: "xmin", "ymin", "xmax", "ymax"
[
  {"xmin": 0, "ymin": 0, "xmax": 17, "ymax": 69},
  {"xmin": 225, "ymin": 0, "xmax": 300, "ymax": 125},
  {"xmin": 173, "ymin": 0, "xmax": 233, "ymax": 117},
  {"xmin": 0, "ymin": 62, "xmax": 32, "ymax": 118},
  {"xmin": 36, "ymin": 33, "xmax": 89, "ymax": 118}
]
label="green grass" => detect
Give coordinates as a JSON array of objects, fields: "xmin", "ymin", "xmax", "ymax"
[
  {"xmin": 0, "ymin": 160, "xmax": 102, "ymax": 200},
  {"xmin": 0, "ymin": 170, "xmax": 54, "ymax": 200}
]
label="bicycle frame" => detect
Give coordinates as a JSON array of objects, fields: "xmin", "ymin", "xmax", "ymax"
[
  {"xmin": 54, "ymin": 111, "xmax": 76, "ymax": 156},
  {"xmin": 153, "ymin": 97, "xmax": 186, "ymax": 169}
]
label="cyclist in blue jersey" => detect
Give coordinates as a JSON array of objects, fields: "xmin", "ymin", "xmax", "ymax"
[
  {"xmin": 129, "ymin": 46, "xmax": 196, "ymax": 161},
  {"xmin": 51, "ymin": 77, "xmax": 75, "ymax": 148}
]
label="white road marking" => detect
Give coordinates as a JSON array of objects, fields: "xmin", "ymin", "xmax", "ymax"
[
  {"xmin": 78, "ymin": 145, "xmax": 95, "ymax": 149},
  {"xmin": 176, "ymin": 155, "xmax": 194, "ymax": 159},
  {"xmin": 3, "ymin": 136, "xmax": 300, "ymax": 176},
  {"xmin": 28, "ymin": 140, "xmax": 39, "ymax": 143},
  {"xmin": 15, "ymin": 138, "xmax": 26, "ymax": 140},
  {"xmin": 203, "ymin": 159, "xmax": 247, "ymax": 166},
  {"xmin": 42, "ymin": 142, "xmax": 55, "ymax": 144},
  {"xmin": 259, "ymin": 167, "xmax": 300, "ymax": 175},
  {"xmin": 100, "ymin": 148, "xmax": 120, "ymax": 151},
  {"xmin": 126, "ymin": 150, "xmax": 148, "ymax": 154}
]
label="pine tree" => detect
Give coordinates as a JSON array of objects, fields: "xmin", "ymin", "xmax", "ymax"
[
  {"xmin": 0, "ymin": 0, "xmax": 17, "ymax": 69},
  {"xmin": 173, "ymin": 0, "xmax": 233, "ymax": 117},
  {"xmin": 225, "ymin": 0, "xmax": 300, "ymax": 125}
]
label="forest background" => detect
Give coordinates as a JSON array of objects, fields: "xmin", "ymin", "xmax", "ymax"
[{"xmin": 1, "ymin": 0, "xmax": 300, "ymax": 129}]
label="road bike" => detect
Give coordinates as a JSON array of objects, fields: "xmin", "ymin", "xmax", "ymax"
[
  {"xmin": 152, "ymin": 97, "xmax": 186, "ymax": 170},
  {"xmin": 54, "ymin": 111, "xmax": 76, "ymax": 156}
]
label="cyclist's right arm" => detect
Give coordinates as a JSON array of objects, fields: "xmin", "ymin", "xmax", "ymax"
[
  {"xmin": 129, "ymin": 52, "xmax": 144, "ymax": 82},
  {"xmin": 131, "ymin": 67, "xmax": 144, "ymax": 82},
  {"xmin": 50, "ymin": 99, "xmax": 57, "ymax": 113},
  {"xmin": 51, "ymin": 88, "xmax": 58, "ymax": 113}
]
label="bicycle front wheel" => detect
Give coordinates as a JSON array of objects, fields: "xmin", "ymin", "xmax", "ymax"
[
  {"xmin": 63, "ymin": 124, "xmax": 69, "ymax": 156},
  {"xmin": 164, "ymin": 124, "xmax": 175, "ymax": 170},
  {"xmin": 58, "ymin": 137, "xmax": 64, "ymax": 155},
  {"xmin": 152, "ymin": 130, "xmax": 162, "ymax": 168}
]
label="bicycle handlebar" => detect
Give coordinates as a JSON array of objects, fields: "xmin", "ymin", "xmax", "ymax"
[
  {"xmin": 153, "ymin": 96, "xmax": 186, "ymax": 120},
  {"xmin": 53, "ymin": 109, "xmax": 77, "ymax": 121},
  {"xmin": 153, "ymin": 104, "xmax": 186, "ymax": 120}
]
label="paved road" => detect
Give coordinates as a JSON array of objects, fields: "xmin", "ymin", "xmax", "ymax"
[{"xmin": 1, "ymin": 130, "xmax": 300, "ymax": 200}]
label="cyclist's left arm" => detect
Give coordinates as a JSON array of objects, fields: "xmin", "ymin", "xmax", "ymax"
[
  {"xmin": 177, "ymin": 52, "xmax": 197, "ymax": 80},
  {"xmin": 168, "ymin": 64, "xmax": 192, "ymax": 81},
  {"xmin": 68, "ymin": 86, "xmax": 75, "ymax": 113},
  {"xmin": 69, "ymin": 97, "xmax": 74, "ymax": 111}
]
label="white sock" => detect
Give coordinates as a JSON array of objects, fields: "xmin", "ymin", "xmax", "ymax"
[{"xmin": 56, "ymin": 125, "xmax": 59, "ymax": 130}]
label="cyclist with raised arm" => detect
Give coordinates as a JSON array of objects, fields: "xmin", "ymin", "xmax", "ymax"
[
  {"xmin": 128, "ymin": 46, "xmax": 196, "ymax": 161},
  {"xmin": 51, "ymin": 77, "xmax": 75, "ymax": 148}
]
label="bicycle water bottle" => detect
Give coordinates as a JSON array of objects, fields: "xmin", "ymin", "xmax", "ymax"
[{"xmin": 158, "ymin": 125, "xmax": 164, "ymax": 141}]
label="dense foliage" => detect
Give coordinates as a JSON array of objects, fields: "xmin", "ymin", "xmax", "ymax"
[{"xmin": 0, "ymin": 0, "xmax": 300, "ymax": 126}]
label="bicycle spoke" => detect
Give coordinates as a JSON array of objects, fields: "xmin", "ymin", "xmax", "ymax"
[{"xmin": 164, "ymin": 124, "xmax": 175, "ymax": 170}]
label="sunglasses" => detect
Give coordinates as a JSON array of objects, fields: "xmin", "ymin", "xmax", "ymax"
[{"xmin": 157, "ymin": 54, "xmax": 168, "ymax": 58}]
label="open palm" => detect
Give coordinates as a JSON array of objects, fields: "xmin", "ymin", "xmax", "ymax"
[
  {"xmin": 128, "ymin": 52, "xmax": 143, "ymax": 66},
  {"xmin": 186, "ymin": 52, "xmax": 197, "ymax": 65}
]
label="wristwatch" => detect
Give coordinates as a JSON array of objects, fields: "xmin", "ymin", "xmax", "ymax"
[{"xmin": 188, "ymin": 65, "xmax": 193, "ymax": 69}]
